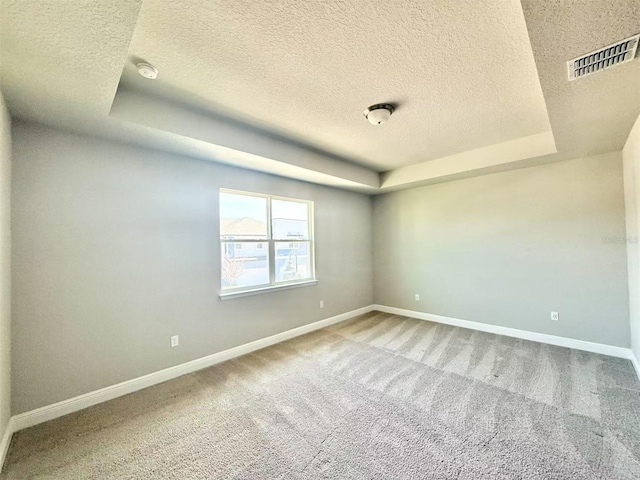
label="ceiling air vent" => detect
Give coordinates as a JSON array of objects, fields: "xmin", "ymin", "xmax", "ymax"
[{"xmin": 567, "ymin": 33, "xmax": 639, "ymax": 81}]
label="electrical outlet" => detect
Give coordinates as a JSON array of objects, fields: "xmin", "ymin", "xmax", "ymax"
[
  {"xmin": 320, "ymin": 300, "xmax": 324, "ymax": 308},
  {"xmin": 415, "ymin": 294, "xmax": 420, "ymax": 301},
  {"xmin": 171, "ymin": 335, "xmax": 179, "ymax": 347},
  {"xmin": 551, "ymin": 312, "xmax": 559, "ymax": 321}
]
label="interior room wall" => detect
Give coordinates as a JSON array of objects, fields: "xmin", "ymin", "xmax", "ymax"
[
  {"xmin": 10, "ymin": 121, "xmax": 374, "ymax": 414},
  {"xmin": 9, "ymin": 117, "xmax": 637, "ymax": 417},
  {"xmin": 0, "ymin": 92, "xmax": 11, "ymax": 446},
  {"xmin": 373, "ymin": 152, "xmax": 630, "ymax": 348},
  {"xmin": 623, "ymin": 113, "xmax": 640, "ymax": 365}
]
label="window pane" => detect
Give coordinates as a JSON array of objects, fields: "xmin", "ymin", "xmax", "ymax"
[
  {"xmin": 275, "ymin": 241, "xmax": 311, "ymax": 283},
  {"xmin": 220, "ymin": 193, "xmax": 268, "ymax": 240},
  {"xmin": 272, "ymin": 199, "xmax": 309, "ymax": 240},
  {"xmin": 221, "ymin": 241, "xmax": 269, "ymax": 290}
]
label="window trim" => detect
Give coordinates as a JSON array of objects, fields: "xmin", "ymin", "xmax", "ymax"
[
  {"xmin": 219, "ymin": 189, "xmax": 316, "ymax": 298},
  {"xmin": 219, "ymin": 279, "xmax": 318, "ymax": 300}
]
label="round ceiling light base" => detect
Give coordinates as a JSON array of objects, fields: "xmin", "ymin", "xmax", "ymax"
[{"xmin": 363, "ymin": 103, "xmax": 394, "ymax": 125}]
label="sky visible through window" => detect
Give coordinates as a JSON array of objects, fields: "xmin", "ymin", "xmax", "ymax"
[
  {"xmin": 220, "ymin": 193, "xmax": 267, "ymax": 222},
  {"xmin": 220, "ymin": 193, "xmax": 308, "ymax": 225}
]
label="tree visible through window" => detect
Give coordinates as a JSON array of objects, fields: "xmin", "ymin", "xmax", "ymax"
[{"xmin": 219, "ymin": 190, "xmax": 314, "ymax": 292}]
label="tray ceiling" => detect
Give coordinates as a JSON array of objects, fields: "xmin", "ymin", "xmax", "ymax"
[{"xmin": 1, "ymin": 1, "xmax": 639, "ymax": 193}]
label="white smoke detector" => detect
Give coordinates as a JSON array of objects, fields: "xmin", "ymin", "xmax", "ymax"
[
  {"xmin": 363, "ymin": 104, "xmax": 394, "ymax": 125},
  {"xmin": 137, "ymin": 62, "xmax": 158, "ymax": 80}
]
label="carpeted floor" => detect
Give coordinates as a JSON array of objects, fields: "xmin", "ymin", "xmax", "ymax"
[{"xmin": 2, "ymin": 311, "xmax": 640, "ymax": 479}]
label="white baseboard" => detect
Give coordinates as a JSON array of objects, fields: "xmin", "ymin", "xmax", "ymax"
[
  {"xmin": 372, "ymin": 305, "xmax": 635, "ymax": 361},
  {"xmin": 4, "ymin": 302, "xmax": 638, "ymax": 471},
  {"xmin": 9, "ymin": 305, "xmax": 374, "ymax": 434},
  {"xmin": 631, "ymin": 352, "xmax": 640, "ymax": 380},
  {"xmin": 0, "ymin": 418, "xmax": 14, "ymax": 474}
]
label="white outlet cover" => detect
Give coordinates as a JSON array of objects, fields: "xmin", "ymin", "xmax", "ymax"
[
  {"xmin": 551, "ymin": 312, "xmax": 559, "ymax": 321},
  {"xmin": 320, "ymin": 300, "xmax": 324, "ymax": 308},
  {"xmin": 415, "ymin": 294, "xmax": 420, "ymax": 301},
  {"xmin": 171, "ymin": 335, "xmax": 179, "ymax": 347}
]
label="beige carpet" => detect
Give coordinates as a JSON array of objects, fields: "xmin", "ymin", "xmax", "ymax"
[{"xmin": 2, "ymin": 311, "xmax": 640, "ymax": 479}]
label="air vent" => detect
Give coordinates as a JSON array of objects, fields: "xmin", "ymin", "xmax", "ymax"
[{"xmin": 567, "ymin": 33, "xmax": 639, "ymax": 81}]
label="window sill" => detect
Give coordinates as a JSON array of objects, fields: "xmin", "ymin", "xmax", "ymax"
[{"xmin": 219, "ymin": 280, "xmax": 318, "ymax": 300}]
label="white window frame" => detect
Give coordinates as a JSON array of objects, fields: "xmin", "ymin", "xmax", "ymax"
[{"xmin": 219, "ymin": 189, "xmax": 316, "ymax": 299}]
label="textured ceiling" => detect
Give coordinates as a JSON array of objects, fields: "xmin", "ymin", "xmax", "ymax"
[
  {"xmin": 0, "ymin": 0, "xmax": 143, "ymax": 129},
  {"xmin": 1, "ymin": 0, "xmax": 639, "ymax": 193},
  {"xmin": 521, "ymin": 0, "xmax": 640, "ymax": 161},
  {"xmin": 127, "ymin": 0, "xmax": 551, "ymax": 170},
  {"xmin": 0, "ymin": 0, "xmax": 378, "ymax": 191}
]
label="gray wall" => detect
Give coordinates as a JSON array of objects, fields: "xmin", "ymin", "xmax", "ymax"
[
  {"xmin": 11, "ymin": 122, "xmax": 373, "ymax": 414},
  {"xmin": 0, "ymin": 94, "xmax": 11, "ymax": 440},
  {"xmin": 623, "ymin": 113, "xmax": 640, "ymax": 363},
  {"xmin": 373, "ymin": 152, "xmax": 630, "ymax": 347},
  {"xmin": 9, "ymin": 120, "xmax": 634, "ymax": 415}
]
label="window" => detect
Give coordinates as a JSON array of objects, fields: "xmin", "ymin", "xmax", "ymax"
[{"xmin": 219, "ymin": 189, "xmax": 314, "ymax": 295}]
